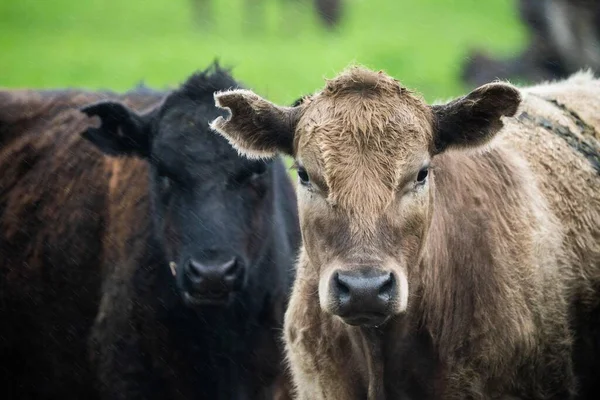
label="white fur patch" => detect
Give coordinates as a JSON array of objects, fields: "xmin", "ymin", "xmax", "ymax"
[
  {"xmin": 318, "ymin": 267, "xmax": 336, "ymax": 312},
  {"xmin": 213, "ymin": 88, "xmax": 260, "ymax": 108},
  {"xmin": 397, "ymin": 269, "xmax": 409, "ymax": 313},
  {"xmin": 522, "ymin": 69, "xmax": 599, "ymax": 96}
]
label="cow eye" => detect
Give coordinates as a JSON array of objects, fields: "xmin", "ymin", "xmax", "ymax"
[
  {"xmin": 232, "ymin": 163, "xmax": 267, "ymax": 186},
  {"xmin": 250, "ymin": 163, "xmax": 267, "ymax": 181},
  {"xmin": 156, "ymin": 165, "xmax": 176, "ymax": 192},
  {"xmin": 416, "ymin": 167, "xmax": 429, "ymax": 184},
  {"xmin": 297, "ymin": 167, "xmax": 310, "ymax": 186},
  {"xmin": 158, "ymin": 174, "xmax": 172, "ymax": 192}
]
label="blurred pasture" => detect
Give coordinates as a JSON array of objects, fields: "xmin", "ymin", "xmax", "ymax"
[{"xmin": 0, "ymin": 0, "xmax": 526, "ymax": 104}]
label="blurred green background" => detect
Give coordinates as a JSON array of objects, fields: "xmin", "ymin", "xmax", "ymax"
[{"xmin": 0, "ymin": 0, "xmax": 525, "ymax": 104}]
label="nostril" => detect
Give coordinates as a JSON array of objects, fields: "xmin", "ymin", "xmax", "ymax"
[
  {"xmin": 378, "ymin": 273, "xmax": 395, "ymax": 301},
  {"xmin": 186, "ymin": 260, "xmax": 202, "ymax": 279},
  {"xmin": 221, "ymin": 258, "xmax": 240, "ymax": 280},
  {"xmin": 222, "ymin": 258, "xmax": 236, "ymax": 273},
  {"xmin": 334, "ymin": 272, "xmax": 351, "ymax": 308},
  {"xmin": 335, "ymin": 272, "xmax": 351, "ymax": 296}
]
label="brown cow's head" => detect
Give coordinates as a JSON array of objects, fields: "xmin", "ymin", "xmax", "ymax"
[{"xmin": 211, "ymin": 67, "xmax": 521, "ymax": 326}]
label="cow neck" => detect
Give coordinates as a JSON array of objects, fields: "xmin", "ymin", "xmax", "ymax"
[
  {"xmin": 417, "ymin": 163, "xmax": 468, "ymax": 358},
  {"xmin": 358, "ymin": 327, "xmax": 386, "ymax": 400},
  {"xmin": 417, "ymin": 149, "xmax": 511, "ymax": 360}
]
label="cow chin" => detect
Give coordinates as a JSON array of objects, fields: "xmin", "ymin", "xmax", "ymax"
[{"xmin": 182, "ymin": 291, "xmax": 233, "ymax": 308}]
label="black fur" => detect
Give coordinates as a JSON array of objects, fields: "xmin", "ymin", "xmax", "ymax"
[{"xmin": 83, "ymin": 63, "xmax": 301, "ymax": 399}]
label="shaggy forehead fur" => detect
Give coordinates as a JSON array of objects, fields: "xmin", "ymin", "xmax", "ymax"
[{"xmin": 297, "ymin": 67, "xmax": 434, "ymax": 217}]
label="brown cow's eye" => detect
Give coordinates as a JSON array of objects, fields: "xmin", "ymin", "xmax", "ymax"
[
  {"xmin": 297, "ymin": 167, "xmax": 310, "ymax": 186},
  {"xmin": 416, "ymin": 167, "xmax": 429, "ymax": 184}
]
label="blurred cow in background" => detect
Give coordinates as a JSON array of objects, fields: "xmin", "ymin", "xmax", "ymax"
[
  {"xmin": 191, "ymin": 0, "xmax": 343, "ymax": 30},
  {"xmin": 463, "ymin": 0, "xmax": 600, "ymax": 87},
  {"xmin": 313, "ymin": 0, "xmax": 342, "ymax": 28}
]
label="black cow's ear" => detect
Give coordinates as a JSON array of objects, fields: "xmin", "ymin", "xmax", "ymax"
[
  {"xmin": 431, "ymin": 82, "xmax": 521, "ymax": 154},
  {"xmin": 80, "ymin": 101, "xmax": 151, "ymax": 158}
]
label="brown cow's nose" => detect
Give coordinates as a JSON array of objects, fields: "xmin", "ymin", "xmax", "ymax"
[
  {"xmin": 184, "ymin": 257, "xmax": 243, "ymax": 296},
  {"xmin": 330, "ymin": 269, "xmax": 396, "ymax": 326}
]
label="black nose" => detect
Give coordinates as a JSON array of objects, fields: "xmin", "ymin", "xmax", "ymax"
[
  {"xmin": 330, "ymin": 269, "xmax": 396, "ymax": 326},
  {"xmin": 184, "ymin": 257, "xmax": 243, "ymax": 295}
]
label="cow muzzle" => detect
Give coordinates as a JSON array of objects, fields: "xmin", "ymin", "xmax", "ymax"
[
  {"xmin": 327, "ymin": 267, "xmax": 398, "ymax": 327},
  {"xmin": 181, "ymin": 257, "xmax": 244, "ymax": 306}
]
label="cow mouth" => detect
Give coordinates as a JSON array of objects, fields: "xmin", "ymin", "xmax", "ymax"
[
  {"xmin": 182, "ymin": 291, "xmax": 232, "ymax": 307},
  {"xmin": 340, "ymin": 313, "xmax": 390, "ymax": 327}
]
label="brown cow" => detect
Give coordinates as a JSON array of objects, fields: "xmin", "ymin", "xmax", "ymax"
[
  {"xmin": 210, "ymin": 67, "xmax": 600, "ymax": 399},
  {"xmin": 0, "ymin": 88, "xmax": 159, "ymax": 399}
]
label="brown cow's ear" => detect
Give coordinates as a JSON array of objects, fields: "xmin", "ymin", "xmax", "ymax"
[
  {"xmin": 210, "ymin": 89, "xmax": 299, "ymax": 159},
  {"xmin": 431, "ymin": 82, "xmax": 521, "ymax": 154},
  {"xmin": 80, "ymin": 101, "xmax": 152, "ymax": 158}
]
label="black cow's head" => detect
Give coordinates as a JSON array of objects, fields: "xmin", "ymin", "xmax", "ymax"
[{"xmin": 81, "ymin": 64, "xmax": 277, "ymax": 308}]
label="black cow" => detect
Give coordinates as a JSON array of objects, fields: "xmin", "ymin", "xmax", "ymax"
[{"xmin": 0, "ymin": 63, "xmax": 300, "ymax": 399}]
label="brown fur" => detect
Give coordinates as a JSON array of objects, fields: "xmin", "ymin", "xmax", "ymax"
[
  {"xmin": 211, "ymin": 67, "xmax": 600, "ymax": 399},
  {"xmin": 0, "ymin": 88, "xmax": 159, "ymax": 399}
]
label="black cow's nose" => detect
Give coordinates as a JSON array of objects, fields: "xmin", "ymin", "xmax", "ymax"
[
  {"xmin": 184, "ymin": 257, "xmax": 243, "ymax": 295},
  {"xmin": 330, "ymin": 269, "xmax": 396, "ymax": 326}
]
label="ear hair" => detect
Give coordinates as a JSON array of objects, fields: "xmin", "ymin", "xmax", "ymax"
[{"xmin": 210, "ymin": 89, "xmax": 299, "ymax": 158}]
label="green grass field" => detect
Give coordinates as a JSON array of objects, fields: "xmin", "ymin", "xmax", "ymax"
[{"xmin": 0, "ymin": 0, "xmax": 525, "ymax": 104}]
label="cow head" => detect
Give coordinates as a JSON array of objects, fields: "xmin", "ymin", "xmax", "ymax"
[
  {"xmin": 211, "ymin": 66, "xmax": 520, "ymax": 326},
  {"xmin": 81, "ymin": 65, "xmax": 278, "ymax": 308}
]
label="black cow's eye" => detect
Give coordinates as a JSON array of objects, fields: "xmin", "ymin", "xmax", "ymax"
[
  {"xmin": 233, "ymin": 163, "xmax": 267, "ymax": 186},
  {"xmin": 416, "ymin": 167, "xmax": 429, "ymax": 184},
  {"xmin": 159, "ymin": 174, "xmax": 172, "ymax": 191},
  {"xmin": 156, "ymin": 164, "xmax": 176, "ymax": 192},
  {"xmin": 250, "ymin": 163, "xmax": 267, "ymax": 180},
  {"xmin": 297, "ymin": 167, "xmax": 310, "ymax": 186}
]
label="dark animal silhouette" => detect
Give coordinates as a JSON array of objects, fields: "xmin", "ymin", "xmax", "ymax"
[
  {"xmin": 0, "ymin": 87, "xmax": 158, "ymax": 400},
  {"xmin": 463, "ymin": 0, "xmax": 600, "ymax": 87},
  {"xmin": 0, "ymin": 63, "xmax": 300, "ymax": 400},
  {"xmin": 313, "ymin": 0, "xmax": 342, "ymax": 28},
  {"xmin": 190, "ymin": 0, "xmax": 343, "ymax": 30}
]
